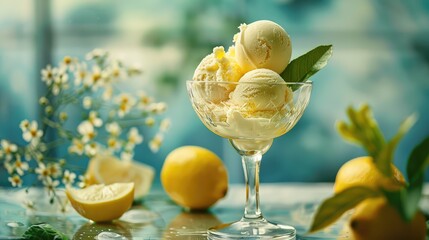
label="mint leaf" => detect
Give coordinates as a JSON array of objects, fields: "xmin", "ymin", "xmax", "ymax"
[
  {"xmin": 309, "ymin": 186, "xmax": 380, "ymax": 233},
  {"xmin": 22, "ymin": 223, "xmax": 69, "ymax": 240},
  {"xmin": 280, "ymin": 45, "xmax": 333, "ymax": 83}
]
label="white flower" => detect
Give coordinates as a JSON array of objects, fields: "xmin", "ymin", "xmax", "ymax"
[
  {"xmin": 120, "ymin": 151, "xmax": 133, "ymax": 162},
  {"xmin": 149, "ymin": 133, "xmax": 164, "ymax": 153},
  {"xmin": 83, "ymin": 96, "xmax": 92, "ymax": 109},
  {"xmin": 84, "ymin": 142, "xmax": 98, "ymax": 157},
  {"xmin": 19, "ymin": 120, "xmax": 30, "ymax": 132},
  {"xmin": 78, "ymin": 175, "xmax": 91, "ymax": 188},
  {"xmin": 8, "ymin": 174, "xmax": 22, "ymax": 187},
  {"xmin": 115, "ymin": 93, "xmax": 136, "ymax": 118},
  {"xmin": 88, "ymin": 111, "xmax": 103, "ymax": 127},
  {"xmin": 43, "ymin": 177, "xmax": 59, "ymax": 196},
  {"xmin": 149, "ymin": 102, "xmax": 167, "ymax": 114},
  {"xmin": 13, "ymin": 155, "xmax": 29, "ymax": 176},
  {"xmin": 1, "ymin": 140, "xmax": 18, "ymax": 161},
  {"xmin": 22, "ymin": 121, "xmax": 43, "ymax": 143},
  {"xmin": 86, "ymin": 48, "xmax": 107, "ymax": 61},
  {"xmin": 85, "ymin": 66, "xmax": 104, "ymax": 91},
  {"xmin": 106, "ymin": 122, "xmax": 121, "ymax": 137},
  {"xmin": 160, "ymin": 118, "xmax": 171, "ymax": 132},
  {"xmin": 102, "ymin": 85, "xmax": 113, "ymax": 100},
  {"xmin": 52, "ymin": 70, "xmax": 69, "ymax": 96},
  {"xmin": 107, "ymin": 137, "xmax": 121, "ymax": 151},
  {"xmin": 127, "ymin": 127, "xmax": 143, "ymax": 146},
  {"xmin": 3, "ymin": 161, "xmax": 13, "ymax": 174},
  {"xmin": 68, "ymin": 138, "xmax": 85, "ymax": 155},
  {"xmin": 78, "ymin": 121, "xmax": 96, "ymax": 143},
  {"xmin": 74, "ymin": 62, "xmax": 87, "ymax": 86},
  {"xmin": 35, "ymin": 163, "xmax": 51, "ymax": 180},
  {"xmin": 137, "ymin": 91, "xmax": 152, "ymax": 108},
  {"xmin": 39, "ymin": 96, "xmax": 49, "ymax": 106},
  {"xmin": 41, "ymin": 65, "xmax": 57, "ymax": 85},
  {"xmin": 62, "ymin": 170, "xmax": 76, "ymax": 186},
  {"xmin": 145, "ymin": 117, "xmax": 155, "ymax": 127},
  {"xmin": 47, "ymin": 163, "xmax": 62, "ymax": 178},
  {"xmin": 60, "ymin": 56, "xmax": 77, "ymax": 71}
]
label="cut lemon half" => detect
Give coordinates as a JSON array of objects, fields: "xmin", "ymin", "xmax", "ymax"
[
  {"xmin": 66, "ymin": 182, "xmax": 134, "ymax": 222},
  {"xmin": 85, "ymin": 154, "xmax": 154, "ymax": 199}
]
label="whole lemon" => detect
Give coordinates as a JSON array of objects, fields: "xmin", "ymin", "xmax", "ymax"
[
  {"xmin": 350, "ymin": 197, "xmax": 426, "ymax": 240},
  {"xmin": 161, "ymin": 146, "xmax": 228, "ymax": 210},
  {"xmin": 333, "ymin": 156, "xmax": 405, "ymax": 193}
]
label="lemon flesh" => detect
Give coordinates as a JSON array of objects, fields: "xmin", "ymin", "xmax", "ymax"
[
  {"xmin": 85, "ymin": 154, "xmax": 154, "ymax": 199},
  {"xmin": 66, "ymin": 182, "xmax": 134, "ymax": 222}
]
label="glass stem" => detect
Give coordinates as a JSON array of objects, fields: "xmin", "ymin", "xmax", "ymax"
[{"xmin": 242, "ymin": 153, "xmax": 263, "ymax": 220}]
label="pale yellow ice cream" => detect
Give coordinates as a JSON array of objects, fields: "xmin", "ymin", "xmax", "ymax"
[
  {"xmin": 230, "ymin": 68, "xmax": 292, "ymax": 113},
  {"xmin": 233, "ymin": 20, "xmax": 292, "ymax": 74},
  {"xmin": 192, "ymin": 46, "xmax": 244, "ymax": 103}
]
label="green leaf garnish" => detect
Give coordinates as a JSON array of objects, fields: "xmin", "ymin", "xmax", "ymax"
[
  {"xmin": 336, "ymin": 104, "xmax": 416, "ymax": 177},
  {"xmin": 309, "ymin": 186, "xmax": 381, "ymax": 233},
  {"xmin": 22, "ymin": 223, "xmax": 69, "ymax": 240},
  {"xmin": 280, "ymin": 45, "xmax": 333, "ymax": 84}
]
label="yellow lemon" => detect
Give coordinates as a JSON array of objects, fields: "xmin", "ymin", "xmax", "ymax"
[
  {"xmin": 350, "ymin": 197, "xmax": 426, "ymax": 240},
  {"xmin": 85, "ymin": 154, "xmax": 154, "ymax": 199},
  {"xmin": 161, "ymin": 146, "xmax": 228, "ymax": 210},
  {"xmin": 333, "ymin": 156, "xmax": 405, "ymax": 193},
  {"xmin": 66, "ymin": 182, "xmax": 134, "ymax": 222}
]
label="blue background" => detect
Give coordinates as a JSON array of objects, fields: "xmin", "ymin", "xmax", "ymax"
[{"xmin": 0, "ymin": 0, "xmax": 428, "ymax": 185}]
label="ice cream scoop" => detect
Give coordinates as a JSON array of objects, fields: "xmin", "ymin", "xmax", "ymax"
[
  {"xmin": 230, "ymin": 68, "xmax": 292, "ymax": 112},
  {"xmin": 234, "ymin": 20, "xmax": 292, "ymax": 74},
  {"xmin": 192, "ymin": 46, "xmax": 244, "ymax": 103}
]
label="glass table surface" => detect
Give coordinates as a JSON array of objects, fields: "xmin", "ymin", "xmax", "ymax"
[{"xmin": 0, "ymin": 183, "xmax": 359, "ymax": 239}]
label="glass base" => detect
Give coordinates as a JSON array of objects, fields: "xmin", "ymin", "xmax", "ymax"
[{"xmin": 207, "ymin": 218, "xmax": 296, "ymax": 240}]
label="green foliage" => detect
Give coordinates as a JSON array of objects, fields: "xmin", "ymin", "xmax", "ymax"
[
  {"xmin": 280, "ymin": 45, "xmax": 333, "ymax": 85},
  {"xmin": 22, "ymin": 223, "xmax": 69, "ymax": 240}
]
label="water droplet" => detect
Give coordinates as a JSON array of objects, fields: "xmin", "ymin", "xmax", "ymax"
[
  {"xmin": 6, "ymin": 221, "xmax": 25, "ymax": 228},
  {"xmin": 96, "ymin": 231, "xmax": 127, "ymax": 240}
]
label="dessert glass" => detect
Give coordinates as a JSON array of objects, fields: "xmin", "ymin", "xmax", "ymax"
[{"xmin": 186, "ymin": 80, "xmax": 312, "ymax": 239}]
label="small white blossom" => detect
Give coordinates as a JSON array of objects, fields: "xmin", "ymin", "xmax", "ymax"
[
  {"xmin": 35, "ymin": 163, "xmax": 51, "ymax": 180},
  {"xmin": 88, "ymin": 111, "xmax": 103, "ymax": 127},
  {"xmin": 137, "ymin": 91, "xmax": 152, "ymax": 108},
  {"xmin": 1, "ymin": 140, "xmax": 18, "ymax": 161},
  {"xmin": 127, "ymin": 127, "xmax": 143, "ymax": 146},
  {"xmin": 22, "ymin": 121, "xmax": 43, "ymax": 143},
  {"xmin": 115, "ymin": 93, "xmax": 136, "ymax": 118},
  {"xmin": 74, "ymin": 62, "xmax": 87, "ymax": 86},
  {"xmin": 78, "ymin": 121, "xmax": 96, "ymax": 143},
  {"xmin": 120, "ymin": 151, "xmax": 133, "ymax": 162},
  {"xmin": 86, "ymin": 48, "xmax": 107, "ymax": 61},
  {"xmin": 149, "ymin": 133, "xmax": 164, "ymax": 153},
  {"xmin": 85, "ymin": 66, "xmax": 104, "ymax": 91},
  {"xmin": 39, "ymin": 96, "xmax": 49, "ymax": 106},
  {"xmin": 160, "ymin": 118, "xmax": 171, "ymax": 132},
  {"xmin": 68, "ymin": 138, "xmax": 85, "ymax": 155},
  {"xmin": 48, "ymin": 163, "xmax": 62, "ymax": 178},
  {"xmin": 19, "ymin": 120, "xmax": 30, "ymax": 132},
  {"xmin": 84, "ymin": 142, "xmax": 98, "ymax": 157},
  {"xmin": 107, "ymin": 137, "xmax": 121, "ymax": 152},
  {"xmin": 59, "ymin": 112, "xmax": 68, "ymax": 122},
  {"xmin": 8, "ymin": 174, "xmax": 23, "ymax": 187},
  {"xmin": 106, "ymin": 122, "xmax": 121, "ymax": 137},
  {"xmin": 78, "ymin": 175, "xmax": 91, "ymax": 188},
  {"xmin": 23, "ymin": 199, "xmax": 36, "ymax": 211},
  {"xmin": 60, "ymin": 56, "xmax": 77, "ymax": 71},
  {"xmin": 13, "ymin": 155, "xmax": 29, "ymax": 176},
  {"xmin": 83, "ymin": 96, "xmax": 92, "ymax": 109},
  {"xmin": 43, "ymin": 177, "xmax": 59, "ymax": 196},
  {"xmin": 149, "ymin": 102, "xmax": 167, "ymax": 114},
  {"xmin": 52, "ymin": 70, "xmax": 69, "ymax": 96},
  {"xmin": 41, "ymin": 65, "xmax": 57, "ymax": 85},
  {"xmin": 62, "ymin": 170, "xmax": 76, "ymax": 186}
]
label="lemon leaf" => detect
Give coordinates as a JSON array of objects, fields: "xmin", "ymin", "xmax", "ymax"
[
  {"xmin": 309, "ymin": 186, "xmax": 381, "ymax": 233},
  {"xmin": 280, "ymin": 45, "xmax": 333, "ymax": 84},
  {"xmin": 406, "ymin": 135, "xmax": 429, "ymax": 185}
]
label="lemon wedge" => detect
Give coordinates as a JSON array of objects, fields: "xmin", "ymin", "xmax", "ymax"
[
  {"xmin": 66, "ymin": 182, "xmax": 134, "ymax": 222},
  {"xmin": 85, "ymin": 154, "xmax": 154, "ymax": 199}
]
